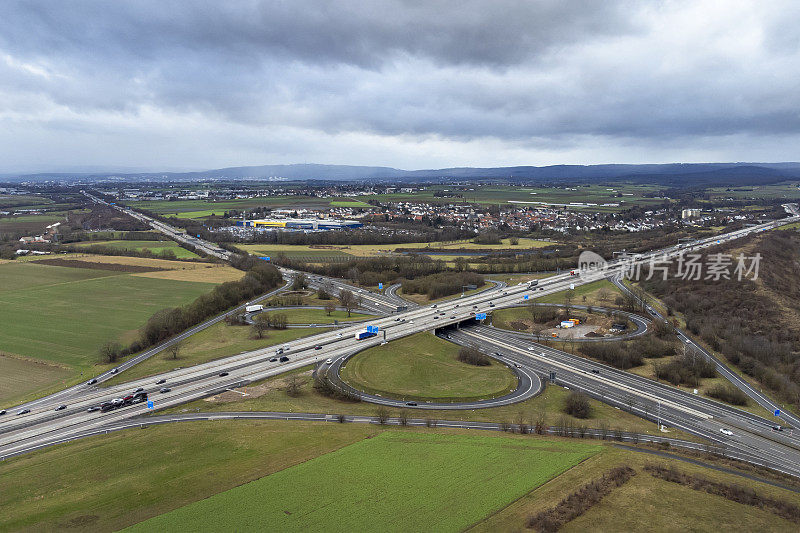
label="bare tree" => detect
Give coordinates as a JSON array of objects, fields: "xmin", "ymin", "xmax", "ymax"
[
  {"xmin": 598, "ymin": 287, "xmax": 611, "ymax": 302},
  {"xmin": 252, "ymin": 313, "xmax": 270, "ymax": 339},
  {"xmin": 324, "ymin": 301, "xmax": 337, "ymax": 317},
  {"xmin": 99, "ymin": 340, "xmax": 123, "ymax": 364},
  {"xmin": 339, "ymin": 289, "xmax": 361, "ymax": 317},
  {"xmin": 285, "ymin": 374, "xmax": 301, "ymax": 397},
  {"xmin": 167, "ymin": 341, "xmax": 182, "ymax": 360},
  {"xmin": 375, "ymin": 406, "xmax": 389, "ymax": 424},
  {"xmin": 398, "ymin": 409, "xmax": 409, "ymax": 426}
]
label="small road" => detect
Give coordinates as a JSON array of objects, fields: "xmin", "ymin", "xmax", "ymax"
[{"xmin": 321, "ymin": 343, "xmax": 543, "ymax": 410}]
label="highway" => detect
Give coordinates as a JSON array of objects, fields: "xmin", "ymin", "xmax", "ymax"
[
  {"xmin": 2, "ymin": 203, "xmax": 799, "ymax": 476},
  {"xmin": 610, "ymin": 276, "xmax": 800, "ymax": 430}
]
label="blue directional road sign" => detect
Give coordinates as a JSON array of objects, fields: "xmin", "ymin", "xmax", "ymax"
[
  {"xmin": 260, "ymin": 256, "xmax": 271, "ymax": 261},
  {"xmin": 475, "ymin": 313, "xmax": 487, "ymax": 320},
  {"xmin": 775, "ymin": 409, "xmax": 781, "ymax": 416},
  {"xmin": 147, "ymin": 401, "xmax": 154, "ymax": 409},
  {"xmin": 523, "ymin": 294, "xmax": 529, "ymax": 300},
  {"xmin": 366, "ymin": 325, "xmax": 379, "ymax": 333},
  {"xmin": 378, "ymin": 282, "xmax": 383, "ymax": 290}
]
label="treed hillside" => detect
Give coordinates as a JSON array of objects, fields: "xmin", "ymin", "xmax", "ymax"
[{"xmin": 641, "ymin": 230, "xmax": 800, "ymax": 408}]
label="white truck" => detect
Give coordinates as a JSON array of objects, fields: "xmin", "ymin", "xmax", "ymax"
[{"xmin": 245, "ymin": 304, "xmax": 264, "ymax": 313}]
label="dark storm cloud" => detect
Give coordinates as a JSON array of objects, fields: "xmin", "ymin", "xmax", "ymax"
[{"xmin": 0, "ymin": 0, "xmax": 799, "ymax": 169}]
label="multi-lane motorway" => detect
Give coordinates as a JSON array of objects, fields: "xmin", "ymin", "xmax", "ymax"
[{"xmin": 4, "ymin": 197, "xmax": 800, "ymax": 477}]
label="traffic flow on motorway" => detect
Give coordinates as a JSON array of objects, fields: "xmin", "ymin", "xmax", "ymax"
[{"xmin": 3, "ymin": 196, "xmax": 800, "ymax": 478}]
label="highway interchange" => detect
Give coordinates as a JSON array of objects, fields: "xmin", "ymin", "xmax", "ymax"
[{"xmin": 2, "ymin": 198, "xmax": 800, "ymax": 478}]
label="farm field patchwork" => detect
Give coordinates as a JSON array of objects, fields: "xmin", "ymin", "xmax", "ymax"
[
  {"xmin": 0, "ymin": 421, "xmax": 378, "ymax": 532},
  {"xmin": 0, "ymin": 260, "xmax": 221, "ymax": 401},
  {"xmin": 126, "ymin": 431, "xmax": 598, "ymax": 533}
]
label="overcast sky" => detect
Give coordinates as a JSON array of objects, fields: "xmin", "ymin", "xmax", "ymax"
[{"xmin": 1, "ymin": 0, "xmax": 799, "ymax": 172}]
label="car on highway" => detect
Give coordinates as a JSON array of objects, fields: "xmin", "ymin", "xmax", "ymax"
[
  {"xmin": 591, "ymin": 369, "xmax": 600, "ymax": 374},
  {"xmin": 55, "ymin": 404, "xmax": 67, "ymax": 411},
  {"xmin": 315, "ymin": 345, "xmax": 323, "ymax": 350},
  {"xmin": 110, "ymin": 368, "xmax": 118, "ymax": 374},
  {"xmin": 433, "ymin": 315, "xmax": 439, "ymax": 319},
  {"xmin": 325, "ymin": 358, "xmax": 333, "ymax": 364},
  {"xmin": 159, "ymin": 387, "xmax": 171, "ymax": 393},
  {"xmin": 0, "ymin": 409, "xmax": 6, "ymax": 415},
  {"xmin": 100, "ymin": 402, "xmax": 115, "ymax": 412},
  {"xmin": 772, "ymin": 425, "xmax": 784, "ymax": 432},
  {"xmin": 337, "ymin": 332, "xmax": 343, "ymax": 337},
  {"xmin": 430, "ymin": 304, "xmax": 437, "ymax": 309},
  {"xmin": 394, "ymin": 317, "xmax": 401, "ymax": 321},
  {"xmin": 269, "ymin": 357, "xmax": 278, "ymax": 362},
  {"xmin": 450, "ymin": 315, "xmax": 456, "ymax": 319},
  {"xmin": 86, "ymin": 406, "xmax": 100, "ymax": 413},
  {"xmin": 86, "ymin": 378, "xmax": 98, "ymax": 385},
  {"xmin": 279, "ymin": 356, "xmax": 289, "ymax": 362},
  {"xmin": 156, "ymin": 378, "xmax": 167, "ymax": 384},
  {"xmin": 16, "ymin": 409, "xmax": 30, "ymax": 415},
  {"xmin": 406, "ymin": 401, "xmax": 417, "ymax": 406},
  {"xmin": 720, "ymin": 428, "xmax": 733, "ymax": 436},
  {"xmin": 133, "ymin": 387, "xmax": 144, "ymax": 393},
  {"xmin": 218, "ymin": 372, "xmax": 229, "ymax": 377},
  {"xmin": 489, "ymin": 302, "xmax": 495, "ymax": 307},
  {"xmin": 493, "ymin": 352, "xmax": 502, "ymax": 357}
]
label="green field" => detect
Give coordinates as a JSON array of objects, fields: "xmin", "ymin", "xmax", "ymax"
[
  {"xmin": 0, "ymin": 262, "xmax": 218, "ymax": 402},
  {"xmin": 127, "ymin": 431, "xmax": 597, "ymax": 533},
  {"xmin": 74, "ymin": 239, "xmax": 199, "ymax": 258},
  {"xmin": 340, "ymin": 332, "xmax": 517, "ymax": 402},
  {"xmin": 369, "ymin": 184, "xmax": 667, "ymax": 211},
  {"xmin": 0, "ymin": 421, "xmax": 378, "ymax": 532},
  {"xmin": 0, "ymin": 354, "xmax": 72, "ymax": 405},
  {"xmin": 329, "ymin": 198, "xmax": 371, "ymax": 207}
]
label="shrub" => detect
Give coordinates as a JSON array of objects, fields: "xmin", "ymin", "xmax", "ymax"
[
  {"xmin": 706, "ymin": 383, "xmax": 749, "ymax": 405},
  {"xmin": 564, "ymin": 391, "xmax": 591, "ymax": 419},
  {"xmin": 457, "ymin": 346, "xmax": 491, "ymax": 366}
]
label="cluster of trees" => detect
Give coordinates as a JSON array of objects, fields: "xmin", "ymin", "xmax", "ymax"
[
  {"xmin": 115, "ymin": 262, "xmax": 283, "ymax": 357},
  {"xmin": 641, "ymin": 231, "xmax": 800, "ymax": 407},
  {"xmin": 653, "ymin": 350, "xmax": 716, "ymax": 387},
  {"xmin": 456, "ymin": 346, "xmax": 491, "ymax": 366},
  {"xmin": 579, "ymin": 336, "xmax": 676, "ymax": 370},
  {"xmin": 276, "ymin": 254, "xmax": 447, "ymax": 286},
  {"xmin": 251, "ymin": 312, "xmax": 288, "ymax": 338},
  {"xmin": 221, "ymin": 225, "xmax": 472, "ymax": 246},
  {"xmin": 402, "ymin": 271, "xmax": 485, "ymax": 300}
]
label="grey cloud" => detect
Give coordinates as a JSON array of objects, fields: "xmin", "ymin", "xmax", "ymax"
[{"xmin": 0, "ymin": 1, "xmax": 799, "ymax": 170}]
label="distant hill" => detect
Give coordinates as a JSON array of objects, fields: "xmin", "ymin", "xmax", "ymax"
[{"xmin": 5, "ymin": 162, "xmax": 800, "ymax": 187}]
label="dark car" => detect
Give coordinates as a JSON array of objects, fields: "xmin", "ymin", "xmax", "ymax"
[
  {"xmin": 406, "ymin": 401, "xmax": 417, "ymax": 406},
  {"xmin": 159, "ymin": 387, "xmax": 171, "ymax": 393},
  {"xmin": 16, "ymin": 409, "xmax": 30, "ymax": 415},
  {"xmin": 132, "ymin": 392, "xmax": 147, "ymax": 403},
  {"xmin": 591, "ymin": 369, "xmax": 600, "ymax": 374},
  {"xmin": 55, "ymin": 404, "xmax": 67, "ymax": 411},
  {"xmin": 279, "ymin": 356, "xmax": 289, "ymax": 362},
  {"xmin": 219, "ymin": 372, "xmax": 229, "ymax": 377},
  {"xmin": 773, "ymin": 425, "xmax": 784, "ymax": 432},
  {"xmin": 100, "ymin": 402, "xmax": 115, "ymax": 412},
  {"xmin": 269, "ymin": 357, "xmax": 278, "ymax": 362},
  {"xmin": 156, "ymin": 378, "xmax": 167, "ymax": 384},
  {"xmin": 133, "ymin": 387, "xmax": 144, "ymax": 393},
  {"xmin": 489, "ymin": 302, "xmax": 495, "ymax": 307},
  {"xmin": 86, "ymin": 378, "xmax": 98, "ymax": 385},
  {"xmin": 0, "ymin": 409, "xmax": 6, "ymax": 415},
  {"xmin": 110, "ymin": 368, "xmax": 118, "ymax": 374},
  {"xmin": 433, "ymin": 316, "xmax": 439, "ymax": 319},
  {"xmin": 314, "ymin": 345, "xmax": 323, "ymax": 350}
]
